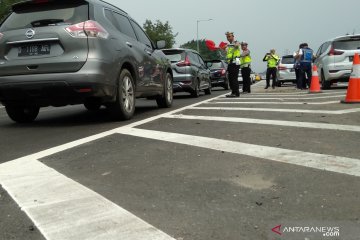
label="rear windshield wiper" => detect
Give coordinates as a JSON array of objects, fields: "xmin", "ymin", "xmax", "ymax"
[{"xmin": 31, "ymin": 19, "xmax": 68, "ymax": 27}]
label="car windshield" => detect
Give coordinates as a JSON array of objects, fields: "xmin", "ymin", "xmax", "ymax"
[
  {"xmin": 281, "ymin": 57, "xmax": 294, "ymax": 64},
  {"xmin": 0, "ymin": 1, "xmax": 88, "ymax": 31},
  {"xmin": 209, "ymin": 62, "xmax": 223, "ymax": 69},
  {"xmin": 334, "ymin": 39, "xmax": 360, "ymax": 50}
]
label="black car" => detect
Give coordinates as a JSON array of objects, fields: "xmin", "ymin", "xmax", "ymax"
[
  {"xmin": 206, "ymin": 59, "xmax": 229, "ymax": 90},
  {"xmin": 162, "ymin": 48, "xmax": 211, "ymax": 97},
  {"xmin": 0, "ymin": 0, "xmax": 173, "ymax": 123}
]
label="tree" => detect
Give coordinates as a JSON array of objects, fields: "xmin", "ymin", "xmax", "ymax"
[
  {"xmin": 143, "ymin": 19, "xmax": 177, "ymax": 48},
  {"xmin": 0, "ymin": 0, "xmax": 21, "ymax": 22},
  {"xmin": 180, "ymin": 39, "xmax": 225, "ymax": 61}
]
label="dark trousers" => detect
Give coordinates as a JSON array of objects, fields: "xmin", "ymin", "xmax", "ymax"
[
  {"xmin": 266, "ymin": 67, "xmax": 277, "ymax": 87},
  {"xmin": 295, "ymin": 68, "xmax": 301, "ymax": 89},
  {"xmin": 300, "ymin": 67, "xmax": 312, "ymax": 89},
  {"xmin": 241, "ymin": 67, "xmax": 251, "ymax": 93},
  {"xmin": 228, "ymin": 63, "xmax": 240, "ymax": 95}
]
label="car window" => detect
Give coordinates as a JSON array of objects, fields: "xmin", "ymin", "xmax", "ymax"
[
  {"xmin": 196, "ymin": 54, "xmax": 206, "ymax": 67},
  {"xmin": 281, "ymin": 57, "xmax": 294, "ymax": 64},
  {"xmin": 162, "ymin": 51, "xmax": 185, "ymax": 62},
  {"xmin": 112, "ymin": 11, "xmax": 137, "ymax": 40},
  {"xmin": 130, "ymin": 20, "xmax": 153, "ymax": 48},
  {"xmin": 320, "ymin": 42, "xmax": 331, "ymax": 54},
  {"xmin": 188, "ymin": 52, "xmax": 200, "ymax": 65},
  {"xmin": 333, "ymin": 40, "xmax": 360, "ymax": 50},
  {"xmin": 209, "ymin": 62, "xmax": 223, "ymax": 69},
  {"xmin": 0, "ymin": 1, "xmax": 88, "ymax": 31}
]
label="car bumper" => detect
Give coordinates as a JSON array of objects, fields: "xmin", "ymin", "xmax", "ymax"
[{"xmin": 0, "ymin": 60, "xmax": 116, "ymax": 107}]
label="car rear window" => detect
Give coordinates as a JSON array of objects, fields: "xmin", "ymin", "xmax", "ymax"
[
  {"xmin": 162, "ymin": 50, "xmax": 185, "ymax": 63},
  {"xmin": 333, "ymin": 39, "xmax": 360, "ymax": 50},
  {"xmin": 281, "ymin": 56, "xmax": 294, "ymax": 64},
  {"xmin": 209, "ymin": 62, "xmax": 223, "ymax": 69},
  {"xmin": 0, "ymin": 1, "xmax": 88, "ymax": 32}
]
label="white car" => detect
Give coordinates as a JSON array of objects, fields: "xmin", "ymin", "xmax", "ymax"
[
  {"xmin": 314, "ymin": 34, "xmax": 360, "ymax": 89},
  {"xmin": 238, "ymin": 71, "xmax": 256, "ymax": 84},
  {"xmin": 276, "ymin": 55, "xmax": 296, "ymax": 86}
]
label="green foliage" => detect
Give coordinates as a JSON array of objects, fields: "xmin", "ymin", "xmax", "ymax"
[
  {"xmin": 143, "ymin": 19, "xmax": 178, "ymax": 48},
  {"xmin": 180, "ymin": 39, "xmax": 225, "ymax": 61},
  {"xmin": 0, "ymin": 0, "xmax": 21, "ymax": 23}
]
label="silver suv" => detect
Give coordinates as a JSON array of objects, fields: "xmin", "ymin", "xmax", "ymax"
[
  {"xmin": 0, "ymin": 0, "xmax": 173, "ymax": 123},
  {"xmin": 314, "ymin": 34, "xmax": 360, "ymax": 89}
]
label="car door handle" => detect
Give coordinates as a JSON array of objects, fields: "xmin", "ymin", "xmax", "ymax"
[{"xmin": 126, "ymin": 42, "xmax": 132, "ymax": 48}]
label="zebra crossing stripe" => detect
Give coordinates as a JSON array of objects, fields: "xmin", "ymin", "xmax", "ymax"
[{"xmin": 116, "ymin": 127, "xmax": 360, "ymax": 178}]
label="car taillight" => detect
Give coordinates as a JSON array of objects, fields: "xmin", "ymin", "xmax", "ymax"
[
  {"xmin": 176, "ymin": 56, "xmax": 191, "ymax": 67},
  {"xmin": 65, "ymin": 20, "xmax": 109, "ymax": 39},
  {"xmin": 328, "ymin": 47, "xmax": 344, "ymax": 56},
  {"xmin": 278, "ymin": 65, "xmax": 287, "ymax": 70},
  {"xmin": 221, "ymin": 68, "xmax": 226, "ymax": 75}
]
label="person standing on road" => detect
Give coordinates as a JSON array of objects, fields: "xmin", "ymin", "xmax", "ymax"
[
  {"xmin": 263, "ymin": 49, "xmax": 280, "ymax": 89},
  {"xmin": 295, "ymin": 43, "xmax": 315, "ymax": 89},
  {"xmin": 293, "ymin": 43, "xmax": 306, "ymax": 89},
  {"xmin": 221, "ymin": 31, "xmax": 241, "ymax": 97},
  {"xmin": 240, "ymin": 41, "xmax": 252, "ymax": 93}
]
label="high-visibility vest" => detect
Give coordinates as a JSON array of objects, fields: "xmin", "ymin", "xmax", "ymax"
[
  {"xmin": 240, "ymin": 53, "xmax": 252, "ymax": 67},
  {"xmin": 226, "ymin": 43, "xmax": 240, "ymax": 63},
  {"xmin": 265, "ymin": 54, "xmax": 279, "ymax": 68}
]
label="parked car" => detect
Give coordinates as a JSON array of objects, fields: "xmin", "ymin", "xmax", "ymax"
[
  {"xmin": 314, "ymin": 34, "xmax": 360, "ymax": 89},
  {"xmin": 206, "ymin": 59, "xmax": 229, "ymax": 90},
  {"xmin": 162, "ymin": 48, "xmax": 211, "ymax": 97},
  {"xmin": 276, "ymin": 55, "xmax": 296, "ymax": 86},
  {"xmin": 0, "ymin": 0, "xmax": 173, "ymax": 123}
]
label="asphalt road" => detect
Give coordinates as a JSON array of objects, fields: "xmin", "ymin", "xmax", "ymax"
[{"xmin": 1, "ymin": 81, "xmax": 360, "ymax": 240}]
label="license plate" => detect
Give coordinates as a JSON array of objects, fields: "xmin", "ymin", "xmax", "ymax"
[
  {"xmin": 290, "ymin": 68, "xmax": 295, "ymax": 72},
  {"xmin": 18, "ymin": 44, "xmax": 51, "ymax": 57}
]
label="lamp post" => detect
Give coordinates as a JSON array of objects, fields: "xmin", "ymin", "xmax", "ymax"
[{"xmin": 196, "ymin": 18, "xmax": 213, "ymax": 53}]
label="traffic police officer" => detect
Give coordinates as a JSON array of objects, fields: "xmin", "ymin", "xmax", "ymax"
[
  {"xmin": 263, "ymin": 49, "xmax": 280, "ymax": 89},
  {"xmin": 223, "ymin": 31, "xmax": 241, "ymax": 97},
  {"xmin": 239, "ymin": 41, "xmax": 252, "ymax": 93}
]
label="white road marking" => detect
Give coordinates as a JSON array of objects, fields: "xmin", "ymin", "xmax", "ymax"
[
  {"xmin": 242, "ymin": 92, "xmax": 345, "ymax": 96},
  {"xmin": 189, "ymin": 106, "xmax": 360, "ymax": 115},
  {"xmin": 166, "ymin": 114, "xmax": 360, "ymax": 132},
  {"xmin": 207, "ymin": 101, "xmax": 339, "ymax": 105},
  {"xmin": 218, "ymin": 95, "xmax": 344, "ymax": 100},
  {"xmin": 0, "ymin": 159, "xmax": 175, "ymax": 240},
  {"xmin": 116, "ymin": 127, "xmax": 360, "ymax": 178}
]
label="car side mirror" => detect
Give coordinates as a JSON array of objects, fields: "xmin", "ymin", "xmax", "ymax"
[{"xmin": 156, "ymin": 40, "xmax": 166, "ymax": 49}]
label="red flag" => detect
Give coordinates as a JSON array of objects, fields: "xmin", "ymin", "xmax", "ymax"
[
  {"xmin": 205, "ymin": 39, "xmax": 218, "ymax": 51},
  {"xmin": 218, "ymin": 41, "xmax": 227, "ymax": 49}
]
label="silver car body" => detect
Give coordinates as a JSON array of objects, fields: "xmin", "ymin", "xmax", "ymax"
[
  {"xmin": 277, "ymin": 55, "xmax": 296, "ymax": 83},
  {"xmin": 314, "ymin": 34, "xmax": 360, "ymax": 89}
]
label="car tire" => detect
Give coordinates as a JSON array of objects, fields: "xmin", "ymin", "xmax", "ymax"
[
  {"xmin": 108, "ymin": 69, "xmax": 135, "ymax": 120},
  {"xmin": 5, "ymin": 105, "xmax": 39, "ymax": 123},
  {"xmin": 321, "ymin": 71, "xmax": 331, "ymax": 90},
  {"xmin": 156, "ymin": 72, "xmax": 173, "ymax": 108},
  {"xmin": 224, "ymin": 79, "xmax": 230, "ymax": 90},
  {"xmin": 204, "ymin": 80, "xmax": 212, "ymax": 95},
  {"xmin": 277, "ymin": 81, "xmax": 282, "ymax": 87},
  {"xmin": 191, "ymin": 79, "xmax": 200, "ymax": 98}
]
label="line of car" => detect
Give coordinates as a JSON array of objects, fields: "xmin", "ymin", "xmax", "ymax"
[{"xmin": 276, "ymin": 34, "xmax": 360, "ymax": 88}]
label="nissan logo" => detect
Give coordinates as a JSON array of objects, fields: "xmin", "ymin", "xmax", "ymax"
[{"xmin": 25, "ymin": 29, "xmax": 35, "ymax": 39}]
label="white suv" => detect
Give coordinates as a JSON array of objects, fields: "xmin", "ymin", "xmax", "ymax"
[{"xmin": 314, "ymin": 34, "xmax": 360, "ymax": 89}]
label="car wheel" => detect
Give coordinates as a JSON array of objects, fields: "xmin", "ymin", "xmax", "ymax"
[
  {"xmin": 204, "ymin": 80, "xmax": 212, "ymax": 95},
  {"xmin": 108, "ymin": 69, "xmax": 135, "ymax": 120},
  {"xmin": 224, "ymin": 79, "xmax": 230, "ymax": 90},
  {"xmin": 321, "ymin": 71, "xmax": 331, "ymax": 89},
  {"xmin": 191, "ymin": 79, "xmax": 200, "ymax": 98},
  {"xmin": 84, "ymin": 99, "xmax": 101, "ymax": 111},
  {"xmin": 156, "ymin": 72, "xmax": 173, "ymax": 108},
  {"xmin": 5, "ymin": 105, "xmax": 39, "ymax": 123},
  {"xmin": 277, "ymin": 81, "xmax": 282, "ymax": 87}
]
